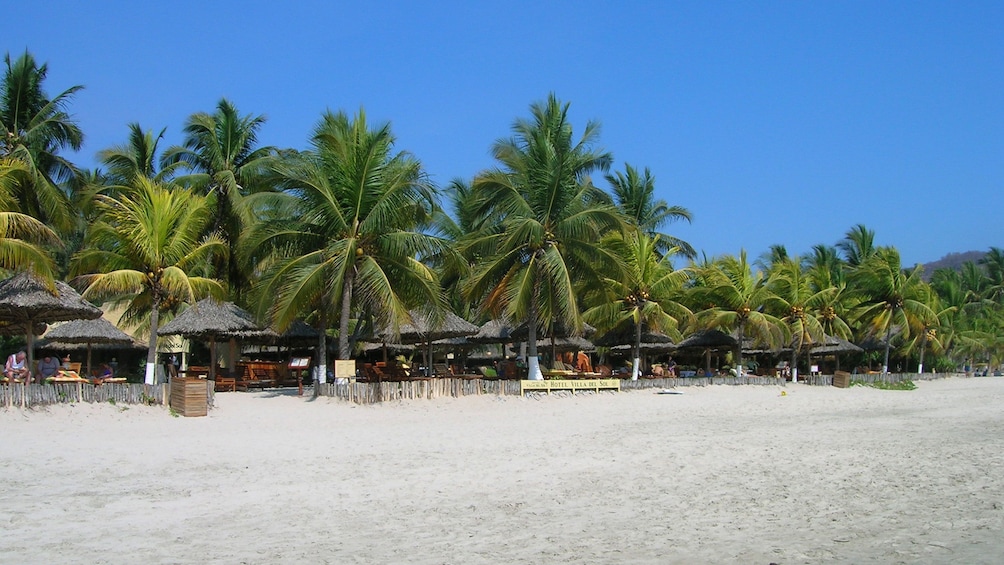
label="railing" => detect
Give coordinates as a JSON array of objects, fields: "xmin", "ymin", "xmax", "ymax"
[
  {"xmin": 800, "ymin": 372, "xmax": 964, "ymax": 386},
  {"xmin": 1, "ymin": 382, "xmax": 214, "ymax": 408},
  {"xmin": 315, "ymin": 375, "xmax": 787, "ymax": 404}
]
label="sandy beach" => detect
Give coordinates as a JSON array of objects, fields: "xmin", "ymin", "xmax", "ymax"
[{"xmin": 2, "ymin": 377, "xmax": 1003, "ymax": 564}]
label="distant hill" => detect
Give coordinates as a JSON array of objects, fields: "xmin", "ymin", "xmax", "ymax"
[{"xmin": 920, "ymin": 250, "xmax": 987, "ymax": 279}]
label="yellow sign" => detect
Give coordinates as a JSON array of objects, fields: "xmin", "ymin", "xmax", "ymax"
[{"xmin": 520, "ymin": 379, "xmax": 620, "ymax": 394}]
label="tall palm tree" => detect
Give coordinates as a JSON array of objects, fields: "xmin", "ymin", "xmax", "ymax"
[
  {"xmin": 98, "ymin": 123, "xmax": 182, "ymax": 184},
  {"xmin": 606, "ymin": 163, "xmax": 694, "ymax": 258},
  {"xmin": 72, "ymin": 177, "xmax": 226, "ymax": 384},
  {"xmin": 583, "ymin": 233, "xmax": 692, "ymax": 379},
  {"xmin": 429, "ymin": 178, "xmax": 495, "ymax": 319},
  {"xmin": 246, "ymin": 109, "xmax": 444, "ymax": 384},
  {"xmin": 0, "ymin": 51, "xmax": 83, "ymax": 232},
  {"xmin": 979, "ymin": 247, "xmax": 1004, "ymax": 303},
  {"xmin": 163, "ymin": 99, "xmax": 277, "ymax": 300},
  {"xmin": 0, "ymin": 158, "xmax": 60, "ymax": 282},
  {"xmin": 837, "ymin": 224, "xmax": 877, "ymax": 268},
  {"xmin": 851, "ymin": 247, "xmax": 936, "ymax": 373},
  {"xmin": 462, "ymin": 94, "xmax": 623, "ymax": 380},
  {"xmin": 769, "ymin": 256, "xmax": 830, "ymax": 375},
  {"xmin": 694, "ymin": 251, "xmax": 786, "ymax": 374}
]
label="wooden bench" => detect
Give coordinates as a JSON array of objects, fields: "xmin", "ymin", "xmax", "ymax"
[
  {"xmin": 520, "ymin": 379, "xmax": 621, "ymax": 395},
  {"xmin": 236, "ymin": 362, "xmax": 279, "ymax": 391}
]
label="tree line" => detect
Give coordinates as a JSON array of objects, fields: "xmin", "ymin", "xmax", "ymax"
[{"xmin": 2, "ymin": 51, "xmax": 1001, "ymax": 383}]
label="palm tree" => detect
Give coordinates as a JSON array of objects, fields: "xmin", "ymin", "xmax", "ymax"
[
  {"xmin": 246, "ymin": 109, "xmax": 444, "ymax": 384},
  {"xmin": 0, "ymin": 51, "xmax": 83, "ymax": 232},
  {"xmin": 0, "ymin": 158, "xmax": 60, "ymax": 282},
  {"xmin": 851, "ymin": 247, "xmax": 936, "ymax": 373},
  {"xmin": 462, "ymin": 94, "xmax": 623, "ymax": 380},
  {"xmin": 979, "ymin": 247, "xmax": 1004, "ymax": 303},
  {"xmin": 98, "ymin": 123, "xmax": 182, "ymax": 184},
  {"xmin": 71, "ymin": 177, "xmax": 226, "ymax": 384},
  {"xmin": 837, "ymin": 224, "xmax": 877, "ymax": 268},
  {"xmin": 606, "ymin": 163, "xmax": 694, "ymax": 258},
  {"xmin": 693, "ymin": 251, "xmax": 786, "ymax": 374},
  {"xmin": 583, "ymin": 233, "xmax": 692, "ymax": 379},
  {"xmin": 769, "ymin": 256, "xmax": 830, "ymax": 377},
  {"xmin": 163, "ymin": 99, "xmax": 277, "ymax": 300}
]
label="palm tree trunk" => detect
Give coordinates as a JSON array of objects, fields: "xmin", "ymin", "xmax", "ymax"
[
  {"xmin": 145, "ymin": 291, "xmax": 161, "ymax": 385},
  {"xmin": 314, "ymin": 309, "xmax": 328, "ymax": 394},
  {"xmin": 790, "ymin": 347, "xmax": 799, "ymax": 383},
  {"xmin": 632, "ymin": 317, "xmax": 642, "ymax": 381},
  {"xmin": 882, "ymin": 323, "xmax": 893, "ymax": 374},
  {"xmin": 526, "ymin": 291, "xmax": 543, "ymax": 381},
  {"xmin": 338, "ymin": 270, "xmax": 354, "ymax": 360},
  {"xmin": 735, "ymin": 319, "xmax": 745, "ymax": 376},
  {"xmin": 918, "ymin": 331, "xmax": 927, "ymax": 374}
]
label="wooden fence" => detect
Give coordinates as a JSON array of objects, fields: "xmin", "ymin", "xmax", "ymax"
[
  {"xmin": 0, "ymin": 382, "xmax": 214, "ymax": 409},
  {"xmin": 800, "ymin": 372, "xmax": 964, "ymax": 386},
  {"xmin": 315, "ymin": 375, "xmax": 786, "ymax": 404}
]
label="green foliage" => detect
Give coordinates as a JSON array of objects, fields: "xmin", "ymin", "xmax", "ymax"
[
  {"xmin": 247, "ymin": 108, "xmax": 444, "ymax": 362},
  {"xmin": 463, "ymin": 94, "xmax": 623, "ymax": 374},
  {"xmin": 852, "ymin": 379, "xmax": 917, "ymax": 390}
]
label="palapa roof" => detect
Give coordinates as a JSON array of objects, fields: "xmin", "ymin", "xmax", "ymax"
[
  {"xmin": 0, "ymin": 271, "xmax": 102, "ymax": 327},
  {"xmin": 157, "ymin": 299, "xmax": 266, "ymax": 338},
  {"xmin": 595, "ymin": 329, "xmax": 675, "ymax": 348},
  {"xmin": 41, "ymin": 318, "xmax": 135, "ymax": 345},
  {"xmin": 37, "ymin": 338, "xmax": 146, "ymax": 351},
  {"xmin": 811, "ymin": 335, "xmax": 864, "ymax": 355},
  {"xmin": 466, "ymin": 320, "xmax": 516, "ymax": 344},
  {"xmin": 675, "ymin": 329, "xmax": 738, "ymax": 350},
  {"xmin": 382, "ymin": 310, "xmax": 479, "ymax": 343},
  {"xmin": 511, "ymin": 320, "xmax": 596, "ymax": 340},
  {"xmin": 535, "ymin": 335, "xmax": 595, "ymax": 352}
]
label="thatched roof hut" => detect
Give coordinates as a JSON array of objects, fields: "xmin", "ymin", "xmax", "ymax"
[
  {"xmin": 158, "ymin": 299, "xmax": 269, "ymax": 379},
  {"xmin": 0, "ymin": 271, "xmax": 103, "ymax": 372},
  {"xmin": 40, "ymin": 318, "xmax": 138, "ymax": 375}
]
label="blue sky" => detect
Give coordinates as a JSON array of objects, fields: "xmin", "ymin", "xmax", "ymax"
[{"xmin": 9, "ymin": 1, "xmax": 1002, "ymax": 267}]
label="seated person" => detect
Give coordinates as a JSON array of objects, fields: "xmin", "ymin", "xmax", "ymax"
[
  {"xmin": 666, "ymin": 357, "xmax": 678, "ymax": 377},
  {"xmin": 37, "ymin": 355, "xmax": 61, "ymax": 380},
  {"xmin": 92, "ymin": 363, "xmax": 115, "ymax": 383},
  {"xmin": 651, "ymin": 364, "xmax": 665, "ymax": 377},
  {"xmin": 61, "ymin": 355, "xmax": 73, "ymax": 370},
  {"xmin": 5, "ymin": 350, "xmax": 31, "ymax": 382}
]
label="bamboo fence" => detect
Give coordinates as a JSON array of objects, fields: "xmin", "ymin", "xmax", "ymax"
[
  {"xmin": 0, "ymin": 382, "xmax": 214, "ymax": 408},
  {"xmin": 801, "ymin": 372, "xmax": 964, "ymax": 386}
]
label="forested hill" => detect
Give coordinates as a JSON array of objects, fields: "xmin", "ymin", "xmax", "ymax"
[{"xmin": 921, "ymin": 251, "xmax": 988, "ymax": 279}]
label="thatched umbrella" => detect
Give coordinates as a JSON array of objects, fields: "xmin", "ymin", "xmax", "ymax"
[
  {"xmin": 157, "ymin": 299, "xmax": 266, "ymax": 380},
  {"xmin": 467, "ymin": 320, "xmax": 516, "ymax": 344},
  {"xmin": 810, "ymin": 335, "xmax": 863, "ymax": 372},
  {"xmin": 378, "ymin": 310, "xmax": 479, "ymax": 376},
  {"xmin": 0, "ymin": 272, "xmax": 102, "ymax": 376},
  {"xmin": 40, "ymin": 318, "xmax": 136, "ymax": 377},
  {"xmin": 675, "ymin": 329, "xmax": 738, "ymax": 375}
]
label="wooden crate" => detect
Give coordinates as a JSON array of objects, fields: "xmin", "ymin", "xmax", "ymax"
[
  {"xmin": 832, "ymin": 371, "xmax": 851, "ymax": 389},
  {"xmin": 170, "ymin": 377, "xmax": 208, "ymax": 417}
]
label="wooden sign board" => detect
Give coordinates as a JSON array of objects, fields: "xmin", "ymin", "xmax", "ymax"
[{"xmin": 333, "ymin": 360, "xmax": 356, "ymax": 380}]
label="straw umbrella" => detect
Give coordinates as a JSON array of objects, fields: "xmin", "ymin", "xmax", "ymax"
[
  {"xmin": 675, "ymin": 329, "xmax": 738, "ymax": 375},
  {"xmin": 157, "ymin": 299, "xmax": 267, "ymax": 380},
  {"xmin": 379, "ymin": 310, "xmax": 479, "ymax": 376},
  {"xmin": 810, "ymin": 335, "xmax": 863, "ymax": 372},
  {"xmin": 40, "ymin": 318, "xmax": 136, "ymax": 377},
  {"xmin": 0, "ymin": 272, "xmax": 103, "ymax": 376}
]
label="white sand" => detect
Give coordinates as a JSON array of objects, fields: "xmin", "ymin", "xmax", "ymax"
[{"xmin": 2, "ymin": 377, "xmax": 1004, "ymax": 564}]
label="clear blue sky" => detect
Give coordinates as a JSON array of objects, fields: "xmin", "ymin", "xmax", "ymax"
[{"xmin": 9, "ymin": 1, "xmax": 1002, "ymax": 267}]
